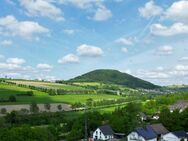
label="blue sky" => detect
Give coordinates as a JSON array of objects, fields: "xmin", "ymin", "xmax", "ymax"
[{"xmin": 0, "ymin": 0, "xmax": 188, "ymax": 85}]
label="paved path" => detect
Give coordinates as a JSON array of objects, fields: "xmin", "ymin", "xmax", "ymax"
[{"xmin": 0, "ymin": 103, "xmax": 72, "ymax": 115}]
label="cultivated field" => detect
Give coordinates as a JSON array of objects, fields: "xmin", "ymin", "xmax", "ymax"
[{"xmin": 0, "ymin": 82, "xmax": 126, "ymax": 104}]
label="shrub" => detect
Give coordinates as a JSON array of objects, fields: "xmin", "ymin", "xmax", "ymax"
[
  {"xmin": 0, "ymin": 108, "xmax": 7, "ymax": 114},
  {"xmin": 9, "ymin": 95, "xmax": 16, "ymax": 102}
]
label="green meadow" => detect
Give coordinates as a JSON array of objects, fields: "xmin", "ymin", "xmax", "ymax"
[{"xmin": 0, "ymin": 83, "xmax": 125, "ymax": 104}]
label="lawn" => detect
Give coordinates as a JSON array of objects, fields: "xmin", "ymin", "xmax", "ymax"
[{"xmin": 0, "ymin": 83, "xmax": 125, "ymax": 104}]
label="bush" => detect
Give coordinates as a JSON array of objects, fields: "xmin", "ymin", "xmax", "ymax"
[
  {"xmin": 30, "ymin": 102, "xmax": 39, "ymax": 113},
  {"xmin": 0, "ymin": 108, "xmax": 7, "ymax": 114},
  {"xmin": 57, "ymin": 105, "xmax": 62, "ymax": 111},
  {"xmin": 44, "ymin": 103, "xmax": 51, "ymax": 111},
  {"xmin": 9, "ymin": 95, "xmax": 16, "ymax": 102}
]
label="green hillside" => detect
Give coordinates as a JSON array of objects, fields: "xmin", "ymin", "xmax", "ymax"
[{"xmin": 69, "ymin": 69, "xmax": 160, "ymax": 89}]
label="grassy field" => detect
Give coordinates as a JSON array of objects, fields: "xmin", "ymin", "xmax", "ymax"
[
  {"xmin": 0, "ymin": 83, "xmax": 125, "ymax": 104},
  {"xmin": 8, "ymin": 80, "xmax": 87, "ymax": 90}
]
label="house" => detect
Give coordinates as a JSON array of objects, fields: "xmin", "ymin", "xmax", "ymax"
[
  {"xmin": 139, "ymin": 112, "xmax": 147, "ymax": 121},
  {"xmin": 93, "ymin": 125, "xmax": 114, "ymax": 140},
  {"xmin": 149, "ymin": 124, "xmax": 169, "ymax": 140},
  {"xmin": 127, "ymin": 126, "xmax": 157, "ymax": 141},
  {"xmin": 127, "ymin": 124, "xmax": 169, "ymax": 141},
  {"xmin": 151, "ymin": 113, "xmax": 160, "ymax": 120},
  {"xmin": 163, "ymin": 131, "xmax": 188, "ymax": 141},
  {"xmin": 169, "ymin": 100, "xmax": 188, "ymax": 112}
]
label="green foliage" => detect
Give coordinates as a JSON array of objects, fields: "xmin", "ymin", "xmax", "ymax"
[
  {"xmin": 69, "ymin": 69, "xmax": 159, "ymax": 89},
  {"xmin": 0, "ymin": 108, "xmax": 7, "ymax": 114},
  {"xmin": 9, "ymin": 95, "xmax": 17, "ymax": 102},
  {"xmin": 30, "ymin": 102, "xmax": 39, "ymax": 113},
  {"xmin": 57, "ymin": 104, "xmax": 62, "ymax": 111},
  {"xmin": 44, "ymin": 103, "xmax": 51, "ymax": 110},
  {"xmin": 0, "ymin": 126, "xmax": 56, "ymax": 141},
  {"xmin": 110, "ymin": 102, "xmax": 142, "ymax": 134},
  {"xmin": 159, "ymin": 107, "xmax": 188, "ymax": 131}
]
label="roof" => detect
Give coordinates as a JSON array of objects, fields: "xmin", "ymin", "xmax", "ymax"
[
  {"xmin": 139, "ymin": 112, "xmax": 147, "ymax": 118},
  {"xmin": 169, "ymin": 100, "xmax": 188, "ymax": 111},
  {"xmin": 134, "ymin": 126, "xmax": 157, "ymax": 140},
  {"xmin": 149, "ymin": 124, "xmax": 169, "ymax": 135},
  {"xmin": 99, "ymin": 125, "xmax": 114, "ymax": 136},
  {"xmin": 172, "ymin": 131, "xmax": 188, "ymax": 138}
]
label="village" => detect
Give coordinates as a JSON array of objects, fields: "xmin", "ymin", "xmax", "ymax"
[{"xmin": 88, "ymin": 100, "xmax": 188, "ymax": 141}]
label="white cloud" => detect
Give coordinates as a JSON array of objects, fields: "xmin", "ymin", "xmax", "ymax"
[
  {"xmin": 59, "ymin": 0, "xmax": 112, "ymax": 21},
  {"xmin": 0, "ymin": 40, "xmax": 12, "ymax": 47},
  {"xmin": 0, "ymin": 63, "xmax": 20, "ymax": 70},
  {"xmin": 175, "ymin": 65, "xmax": 188, "ymax": 71},
  {"xmin": 6, "ymin": 58, "xmax": 26, "ymax": 65},
  {"xmin": 150, "ymin": 23, "xmax": 188, "ymax": 36},
  {"xmin": 63, "ymin": 29, "xmax": 76, "ymax": 35},
  {"xmin": 36, "ymin": 63, "xmax": 53, "ymax": 71},
  {"xmin": 58, "ymin": 54, "xmax": 79, "ymax": 64},
  {"xmin": 121, "ymin": 47, "xmax": 128, "ymax": 53},
  {"xmin": 93, "ymin": 5, "xmax": 112, "ymax": 21},
  {"xmin": 156, "ymin": 45, "xmax": 173, "ymax": 56},
  {"xmin": 0, "ymin": 15, "xmax": 49, "ymax": 39},
  {"xmin": 179, "ymin": 57, "xmax": 188, "ymax": 62},
  {"xmin": 115, "ymin": 37, "xmax": 134, "ymax": 46},
  {"xmin": 77, "ymin": 44, "xmax": 103, "ymax": 57},
  {"xmin": 59, "ymin": 0, "xmax": 100, "ymax": 9},
  {"xmin": 136, "ymin": 69, "xmax": 169, "ymax": 79},
  {"xmin": 164, "ymin": 0, "xmax": 188, "ymax": 23},
  {"xmin": 124, "ymin": 69, "xmax": 131, "ymax": 74},
  {"xmin": 139, "ymin": 0, "xmax": 163, "ymax": 18},
  {"xmin": 20, "ymin": 0, "xmax": 64, "ymax": 21}
]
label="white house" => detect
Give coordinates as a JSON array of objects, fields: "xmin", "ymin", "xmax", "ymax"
[
  {"xmin": 93, "ymin": 125, "xmax": 114, "ymax": 140},
  {"xmin": 162, "ymin": 131, "xmax": 188, "ymax": 141},
  {"xmin": 127, "ymin": 126, "xmax": 157, "ymax": 141},
  {"xmin": 127, "ymin": 124, "xmax": 169, "ymax": 141}
]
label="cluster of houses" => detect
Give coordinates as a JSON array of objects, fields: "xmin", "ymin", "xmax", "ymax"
[
  {"xmin": 90, "ymin": 124, "xmax": 188, "ymax": 141},
  {"xmin": 89, "ymin": 100, "xmax": 188, "ymax": 141}
]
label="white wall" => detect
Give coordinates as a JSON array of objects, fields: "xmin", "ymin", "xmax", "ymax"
[
  {"xmin": 162, "ymin": 132, "xmax": 187, "ymax": 141},
  {"xmin": 93, "ymin": 128, "xmax": 113, "ymax": 140},
  {"xmin": 127, "ymin": 132, "xmax": 157, "ymax": 141}
]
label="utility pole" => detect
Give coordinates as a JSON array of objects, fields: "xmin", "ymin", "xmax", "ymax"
[{"xmin": 84, "ymin": 104, "xmax": 88, "ymax": 141}]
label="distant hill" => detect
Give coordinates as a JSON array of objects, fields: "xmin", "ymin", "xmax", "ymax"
[{"xmin": 69, "ymin": 69, "xmax": 160, "ymax": 89}]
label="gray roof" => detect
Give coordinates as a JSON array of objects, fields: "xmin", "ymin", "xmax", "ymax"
[
  {"xmin": 149, "ymin": 124, "xmax": 169, "ymax": 135},
  {"xmin": 99, "ymin": 125, "xmax": 114, "ymax": 136}
]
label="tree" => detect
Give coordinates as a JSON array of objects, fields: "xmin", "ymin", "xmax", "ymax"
[
  {"xmin": 44, "ymin": 103, "xmax": 51, "ymax": 111},
  {"xmin": 57, "ymin": 105, "xmax": 62, "ymax": 111},
  {"xmin": 0, "ymin": 108, "xmax": 7, "ymax": 114},
  {"xmin": 9, "ymin": 95, "xmax": 16, "ymax": 102},
  {"xmin": 30, "ymin": 102, "xmax": 39, "ymax": 113},
  {"xmin": 86, "ymin": 98, "xmax": 93, "ymax": 107}
]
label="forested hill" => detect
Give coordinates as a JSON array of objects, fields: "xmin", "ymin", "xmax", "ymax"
[{"xmin": 69, "ymin": 69, "xmax": 160, "ymax": 89}]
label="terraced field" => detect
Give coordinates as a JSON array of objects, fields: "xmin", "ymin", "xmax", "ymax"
[
  {"xmin": 0, "ymin": 82, "xmax": 126, "ymax": 105},
  {"xmin": 8, "ymin": 80, "xmax": 86, "ymax": 90}
]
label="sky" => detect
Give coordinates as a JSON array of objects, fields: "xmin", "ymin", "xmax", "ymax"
[{"xmin": 0, "ymin": 0, "xmax": 188, "ymax": 86}]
